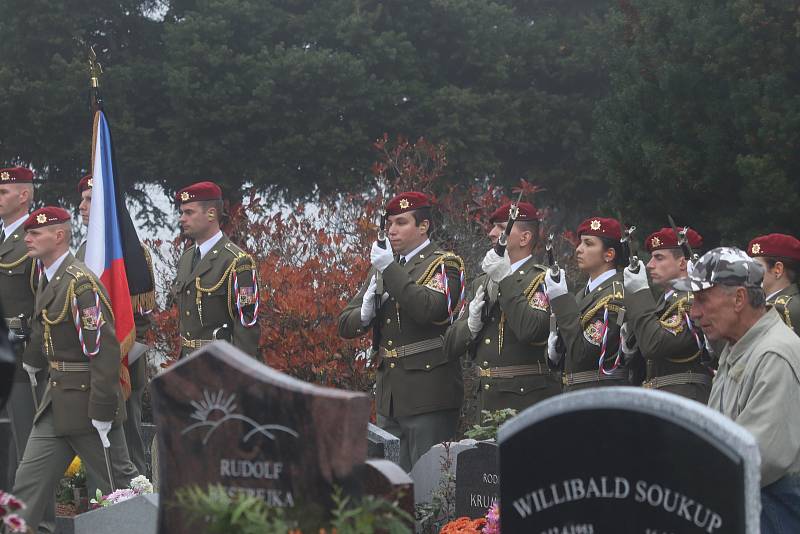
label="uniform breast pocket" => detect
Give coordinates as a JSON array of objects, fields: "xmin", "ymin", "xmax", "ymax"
[
  {"xmin": 403, "ymin": 349, "xmax": 449, "ymax": 372},
  {"xmin": 496, "ymin": 375, "xmax": 548, "ymax": 395},
  {"xmin": 0, "ymin": 260, "xmax": 28, "ymax": 278}
]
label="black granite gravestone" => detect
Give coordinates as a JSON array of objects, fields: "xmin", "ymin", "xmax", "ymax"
[
  {"xmin": 151, "ymin": 342, "xmax": 371, "ymax": 533},
  {"xmin": 455, "ymin": 441, "xmax": 499, "ymax": 518},
  {"xmin": 498, "ymin": 387, "xmax": 761, "ymax": 534}
]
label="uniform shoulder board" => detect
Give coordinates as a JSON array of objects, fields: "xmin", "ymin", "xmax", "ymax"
[
  {"xmin": 612, "ymin": 280, "xmax": 625, "ymax": 300},
  {"xmin": 775, "ymin": 295, "xmax": 790, "ymax": 307},
  {"xmin": 224, "ymin": 242, "xmax": 256, "ymax": 272},
  {"xmin": 65, "ymin": 264, "xmax": 89, "ymax": 281},
  {"xmin": 67, "ymin": 265, "xmax": 96, "ymax": 296},
  {"xmin": 533, "ymin": 264, "xmax": 548, "ymax": 272},
  {"xmin": 223, "ymin": 241, "xmax": 247, "ymax": 257}
]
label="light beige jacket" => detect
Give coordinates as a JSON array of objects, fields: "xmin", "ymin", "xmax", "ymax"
[{"xmin": 708, "ymin": 308, "xmax": 800, "ymax": 486}]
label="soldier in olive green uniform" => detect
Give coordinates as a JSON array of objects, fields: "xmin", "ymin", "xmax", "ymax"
[
  {"xmin": 13, "ymin": 207, "xmax": 137, "ymax": 532},
  {"xmin": 0, "ymin": 167, "xmax": 46, "ymax": 483},
  {"xmin": 338, "ymin": 192, "xmax": 465, "ymax": 471},
  {"xmin": 444, "ymin": 202, "xmax": 559, "ymax": 412},
  {"xmin": 622, "ymin": 227, "xmax": 712, "ymax": 402},
  {"xmin": 170, "ymin": 181, "xmax": 260, "ymax": 359},
  {"xmin": 76, "ymin": 174, "xmax": 155, "ymax": 475},
  {"xmin": 747, "ymin": 233, "xmax": 800, "ymax": 335},
  {"xmin": 544, "ymin": 217, "xmax": 629, "ymax": 391}
]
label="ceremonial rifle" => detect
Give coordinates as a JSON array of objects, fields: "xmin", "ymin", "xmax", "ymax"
[
  {"xmin": 482, "ymin": 189, "xmax": 524, "ymax": 321},
  {"xmin": 620, "ymin": 222, "xmax": 640, "ymax": 272},
  {"xmin": 374, "ymin": 207, "xmax": 387, "ymax": 311},
  {"xmin": 371, "ymin": 207, "xmax": 388, "ymax": 359},
  {"xmin": 667, "ymin": 215, "xmax": 699, "ymax": 263},
  {"xmin": 545, "ymin": 232, "xmax": 560, "ymax": 280}
]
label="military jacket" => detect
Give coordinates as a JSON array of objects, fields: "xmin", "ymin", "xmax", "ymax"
[
  {"xmin": 625, "ymin": 288, "xmax": 711, "ymax": 400},
  {"xmin": 77, "ymin": 240, "xmax": 154, "ymax": 389},
  {"xmin": 338, "ymin": 241, "xmax": 465, "ymax": 418},
  {"xmin": 0, "ymin": 225, "xmax": 38, "ymax": 382},
  {"xmin": 550, "ymin": 270, "xmax": 627, "ymax": 385},
  {"xmin": 769, "ymin": 283, "xmax": 800, "ymax": 335},
  {"xmin": 170, "ymin": 235, "xmax": 260, "ymax": 358},
  {"xmin": 443, "ymin": 257, "xmax": 560, "ymax": 411},
  {"xmin": 24, "ymin": 254, "xmax": 124, "ymax": 435}
]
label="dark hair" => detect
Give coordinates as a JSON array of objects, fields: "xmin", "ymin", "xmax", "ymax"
[
  {"xmin": 410, "ymin": 207, "xmax": 433, "ymax": 236},
  {"xmin": 764, "ymin": 257, "xmax": 798, "ymax": 284},
  {"xmin": 199, "ymin": 199, "xmax": 224, "ymax": 218},
  {"xmin": 514, "ymin": 220, "xmax": 540, "ymax": 250},
  {"xmin": 599, "ymin": 236, "xmax": 627, "ymax": 269}
]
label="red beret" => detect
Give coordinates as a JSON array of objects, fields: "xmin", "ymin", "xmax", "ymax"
[
  {"xmin": 78, "ymin": 174, "xmax": 93, "ymax": 193},
  {"xmin": 23, "ymin": 207, "xmax": 71, "ymax": 230},
  {"xmin": 386, "ymin": 191, "xmax": 430, "ymax": 216},
  {"xmin": 646, "ymin": 227, "xmax": 703, "ymax": 252},
  {"xmin": 176, "ymin": 181, "xmax": 222, "ymax": 204},
  {"xmin": 489, "ymin": 202, "xmax": 539, "ymax": 224},
  {"xmin": 748, "ymin": 233, "xmax": 800, "ymax": 262},
  {"xmin": 576, "ymin": 217, "xmax": 622, "ymax": 241},
  {"xmin": 0, "ymin": 167, "xmax": 33, "ymax": 184}
]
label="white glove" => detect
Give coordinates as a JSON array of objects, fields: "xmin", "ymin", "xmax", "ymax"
[
  {"xmin": 481, "ymin": 249, "xmax": 512, "ymax": 283},
  {"xmin": 547, "ymin": 330, "xmax": 562, "ymax": 363},
  {"xmin": 467, "ymin": 285, "xmax": 486, "ymax": 335},
  {"xmin": 370, "ymin": 240, "xmax": 394, "ymax": 272},
  {"xmin": 544, "ymin": 269, "xmax": 568, "ymax": 300},
  {"xmin": 624, "ymin": 260, "xmax": 649, "ymax": 294},
  {"xmin": 620, "ymin": 323, "xmax": 638, "ymax": 362},
  {"xmin": 360, "ymin": 275, "xmax": 389, "ymax": 325},
  {"xmin": 22, "ymin": 363, "xmax": 41, "ymax": 387},
  {"xmin": 92, "ymin": 419, "xmax": 112, "ymax": 448}
]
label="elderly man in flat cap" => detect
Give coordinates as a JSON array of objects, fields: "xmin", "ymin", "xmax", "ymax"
[{"xmin": 674, "ymin": 247, "xmax": 800, "ymax": 532}]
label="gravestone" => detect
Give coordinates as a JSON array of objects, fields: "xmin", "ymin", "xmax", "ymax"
[
  {"xmin": 73, "ymin": 494, "xmax": 158, "ymax": 534},
  {"xmin": 455, "ymin": 441, "xmax": 499, "ymax": 518},
  {"xmin": 358, "ymin": 459, "xmax": 414, "ymax": 515},
  {"xmin": 151, "ymin": 342, "xmax": 371, "ymax": 533},
  {"xmin": 367, "ymin": 423, "xmax": 400, "ymax": 465},
  {"xmin": 410, "ymin": 439, "xmax": 477, "ymax": 506},
  {"xmin": 498, "ymin": 387, "xmax": 761, "ymax": 534}
]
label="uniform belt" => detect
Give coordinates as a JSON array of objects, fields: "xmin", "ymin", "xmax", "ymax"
[
  {"xmin": 562, "ymin": 367, "xmax": 627, "ymax": 387},
  {"xmin": 379, "ymin": 337, "xmax": 443, "ymax": 359},
  {"xmin": 181, "ymin": 337, "xmax": 214, "ymax": 349},
  {"xmin": 479, "ymin": 362, "xmax": 551, "ymax": 379},
  {"xmin": 50, "ymin": 361, "xmax": 90, "ymax": 372},
  {"xmin": 642, "ymin": 372, "xmax": 712, "ymax": 390},
  {"xmin": 4, "ymin": 316, "xmax": 25, "ymax": 329}
]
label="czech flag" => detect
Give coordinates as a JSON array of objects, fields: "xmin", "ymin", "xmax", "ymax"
[{"xmin": 86, "ymin": 110, "xmax": 153, "ymax": 399}]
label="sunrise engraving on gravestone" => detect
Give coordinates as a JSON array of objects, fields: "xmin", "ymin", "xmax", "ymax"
[
  {"xmin": 180, "ymin": 388, "xmax": 300, "ymax": 506},
  {"xmin": 498, "ymin": 387, "xmax": 761, "ymax": 534}
]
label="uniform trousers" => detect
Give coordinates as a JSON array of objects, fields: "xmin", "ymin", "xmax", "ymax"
[
  {"xmin": 7, "ymin": 374, "xmax": 55, "ymax": 534},
  {"xmin": 378, "ymin": 408, "xmax": 459, "ymax": 472},
  {"xmin": 12, "ymin": 408, "xmax": 138, "ymax": 531},
  {"xmin": 122, "ymin": 358, "xmax": 147, "ymax": 474}
]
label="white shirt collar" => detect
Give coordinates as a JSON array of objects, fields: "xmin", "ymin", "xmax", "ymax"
[
  {"xmin": 44, "ymin": 251, "xmax": 71, "ymax": 282},
  {"xmin": 766, "ymin": 289, "xmax": 783, "ymax": 301},
  {"xmin": 510, "ymin": 254, "xmax": 532, "ymax": 274},
  {"xmin": 2, "ymin": 214, "xmax": 28, "ymax": 239},
  {"xmin": 196, "ymin": 231, "xmax": 223, "ymax": 260},
  {"xmin": 587, "ymin": 268, "xmax": 617, "ymax": 293},
  {"xmin": 401, "ymin": 239, "xmax": 431, "ymax": 263}
]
